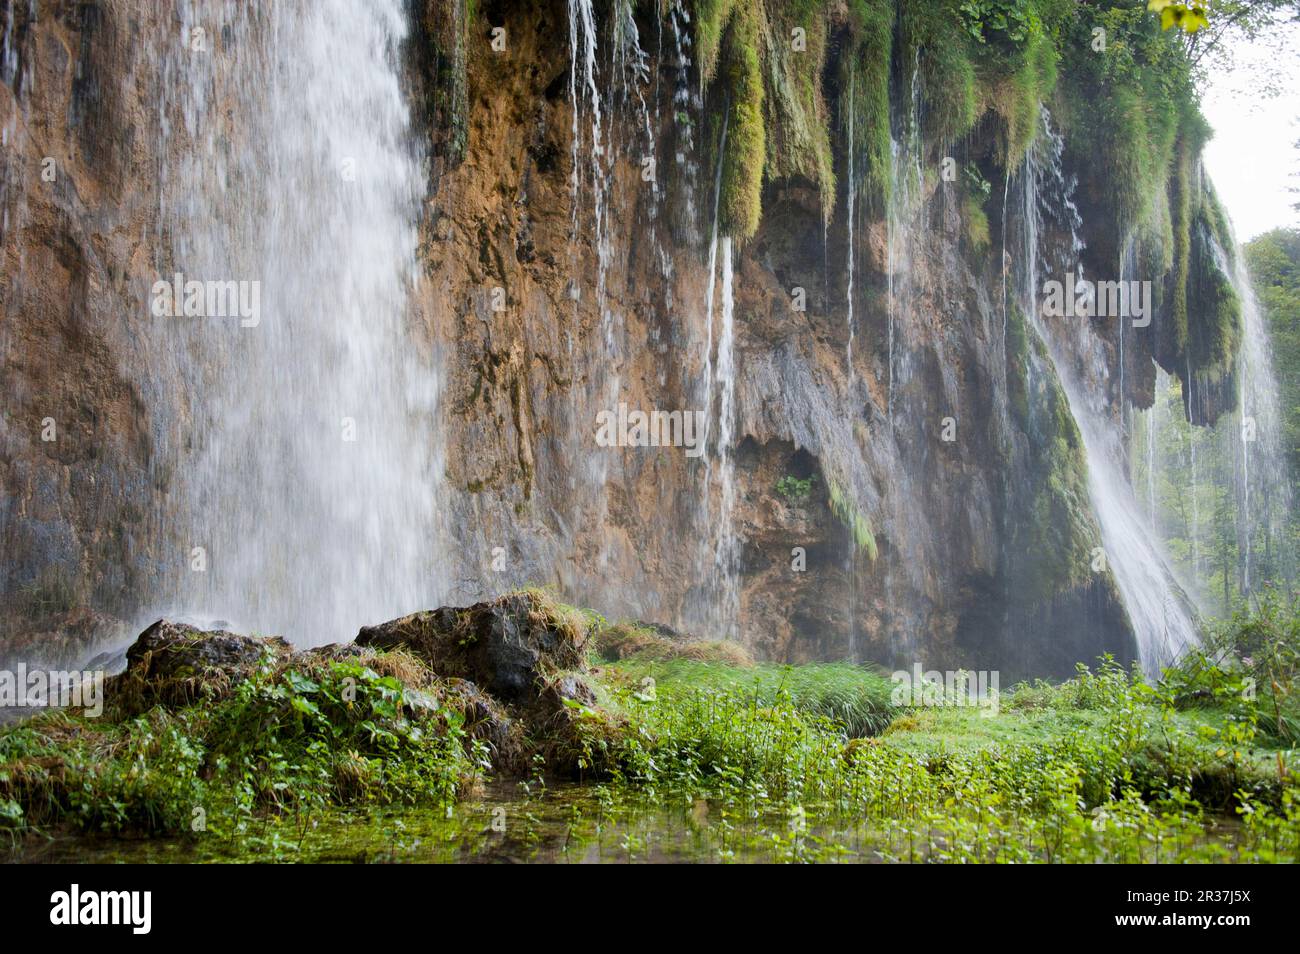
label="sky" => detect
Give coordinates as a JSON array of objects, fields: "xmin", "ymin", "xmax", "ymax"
[{"xmin": 1201, "ymin": 20, "xmax": 1300, "ymax": 243}]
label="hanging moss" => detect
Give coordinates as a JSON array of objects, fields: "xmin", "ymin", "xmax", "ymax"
[
  {"xmin": 695, "ymin": 0, "xmax": 738, "ymax": 86},
  {"xmin": 962, "ymin": 195, "xmax": 991, "ymax": 252},
  {"xmin": 1002, "ymin": 305, "xmax": 1101, "ymax": 603},
  {"xmin": 827, "ymin": 477, "xmax": 879, "ymax": 561},
  {"xmin": 763, "ymin": 0, "xmax": 835, "ymax": 222},
  {"xmin": 1161, "ymin": 128, "xmax": 1240, "ymax": 404},
  {"xmin": 898, "ymin": 1, "xmax": 980, "ymax": 147},
  {"xmin": 715, "ymin": 3, "xmax": 767, "ymax": 239},
  {"xmin": 1168, "ymin": 135, "xmax": 1193, "ymax": 355},
  {"xmin": 1055, "ymin": 6, "xmax": 1196, "ymax": 254},
  {"xmin": 843, "ymin": 0, "xmax": 894, "ymax": 204},
  {"xmin": 1185, "ymin": 186, "xmax": 1242, "ymax": 386}
]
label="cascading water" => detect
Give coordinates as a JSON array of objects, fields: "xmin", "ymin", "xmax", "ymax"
[
  {"xmin": 1020, "ymin": 109, "xmax": 1200, "ymax": 673},
  {"xmin": 1226, "ymin": 241, "xmax": 1294, "ymax": 594},
  {"xmin": 710, "ymin": 237, "xmax": 741, "ymax": 639},
  {"xmin": 151, "ymin": 0, "xmax": 439, "ymax": 645},
  {"xmin": 1134, "ymin": 266, "xmax": 1295, "ymax": 614},
  {"xmin": 666, "ymin": 0, "xmax": 700, "ymax": 245},
  {"xmin": 689, "ymin": 106, "xmax": 739, "ymax": 640},
  {"xmin": 568, "ymin": 0, "xmax": 608, "ymax": 315},
  {"xmin": 884, "ymin": 54, "xmax": 923, "ymax": 431},
  {"xmin": 564, "ymin": 0, "xmax": 622, "ymax": 595}
]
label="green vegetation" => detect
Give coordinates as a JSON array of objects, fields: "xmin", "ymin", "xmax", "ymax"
[
  {"xmin": 1001, "ymin": 305, "xmax": 1102, "ymax": 601},
  {"xmin": 595, "ymin": 620, "xmax": 755, "ymax": 666},
  {"xmin": 714, "ymin": 3, "xmax": 768, "ymax": 239},
  {"xmin": 575, "ymin": 610, "xmax": 1300, "ymax": 861},
  {"xmin": 828, "ymin": 476, "xmax": 879, "ymax": 560},
  {"xmin": 1131, "ymin": 227, "xmax": 1297, "ymax": 614},
  {"xmin": 764, "ymin": 0, "xmax": 836, "ymax": 221},
  {"xmin": 604, "ymin": 657, "xmax": 897, "ymax": 737},
  {"xmin": 1134, "ymin": 377, "xmax": 1294, "ymax": 617},
  {"xmin": 775, "ymin": 473, "xmax": 815, "ymax": 501},
  {"xmin": 843, "ymin": 1, "xmax": 894, "ymax": 203},
  {"xmin": 1056, "ymin": 4, "xmax": 1195, "ymax": 252},
  {"xmin": 1170, "ymin": 589, "xmax": 1299, "ymax": 744},
  {"xmin": 5, "ymin": 594, "xmax": 1300, "ymax": 862},
  {"xmin": 0, "ymin": 651, "xmax": 482, "ymax": 841}
]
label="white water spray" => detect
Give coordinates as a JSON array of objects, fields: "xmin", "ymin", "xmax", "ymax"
[
  {"xmin": 154, "ymin": 0, "xmax": 438, "ymax": 645},
  {"xmin": 1021, "ymin": 109, "xmax": 1199, "ymax": 673}
]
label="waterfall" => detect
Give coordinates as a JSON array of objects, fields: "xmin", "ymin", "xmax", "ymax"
[
  {"xmin": 700, "ymin": 113, "xmax": 728, "ymax": 465},
  {"xmin": 152, "ymin": 0, "xmax": 438, "ymax": 645},
  {"xmin": 712, "ymin": 238, "xmax": 740, "ymax": 640},
  {"xmin": 1228, "ymin": 241, "xmax": 1294, "ymax": 595},
  {"xmin": 1189, "ymin": 362, "xmax": 1201, "ymax": 578},
  {"xmin": 885, "ymin": 54, "xmax": 923, "ymax": 431},
  {"xmin": 845, "ymin": 71, "xmax": 858, "ymax": 663},
  {"xmin": 666, "ymin": 0, "xmax": 699, "ymax": 245},
  {"xmin": 568, "ymin": 0, "xmax": 607, "ymax": 316},
  {"xmin": 1020, "ymin": 109, "xmax": 1199, "ymax": 673},
  {"xmin": 691, "ymin": 108, "xmax": 739, "ymax": 640},
  {"xmin": 1146, "ymin": 382, "xmax": 1159, "ymax": 528},
  {"xmin": 845, "ymin": 70, "xmax": 857, "ymax": 379}
]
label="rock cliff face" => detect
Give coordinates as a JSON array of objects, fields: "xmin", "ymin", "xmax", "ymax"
[
  {"xmin": 1, "ymin": 1, "xmax": 179, "ymax": 664},
  {"xmin": 1, "ymin": 1, "xmax": 1240, "ymax": 678}
]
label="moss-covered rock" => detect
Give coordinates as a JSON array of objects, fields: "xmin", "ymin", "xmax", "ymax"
[
  {"xmin": 109, "ymin": 620, "xmax": 291, "ymax": 715},
  {"xmin": 356, "ymin": 590, "xmax": 593, "ymax": 704},
  {"xmin": 596, "ymin": 619, "xmax": 755, "ymax": 665}
]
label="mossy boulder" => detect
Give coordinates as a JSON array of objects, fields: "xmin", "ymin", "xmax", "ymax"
[
  {"xmin": 108, "ymin": 620, "xmax": 291, "ymax": 714},
  {"xmin": 596, "ymin": 619, "xmax": 754, "ymax": 666},
  {"xmin": 355, "ymin": 591, "xmax": 591, "ymax": 705}
]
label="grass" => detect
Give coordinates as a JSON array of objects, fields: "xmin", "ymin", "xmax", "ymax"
[
  {"xmin": 0, "ymin": 651, "xmax": 485, "ymax": 840},
  {"xmin": 603, "ymin": 657, "xmax": 896, "ymax": 737},
  {"xmin": 6, "ymin": 592, "xmax": 1299, "ymax": 863},
  {"xmin": 573, "ymin": 651, "xmax": 1298, "ymax": 862},
  {"xmin": 595, "ymin": 621, "xmax": 754, "ymax": 667}
]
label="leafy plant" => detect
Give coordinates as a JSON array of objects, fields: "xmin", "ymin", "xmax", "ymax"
[{"xmin": 775, "ymin": 474, "xmax": 814, "ymax": 502}]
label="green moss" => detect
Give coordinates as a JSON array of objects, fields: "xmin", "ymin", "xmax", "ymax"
[
  {"xmin": 1168, "ymin": 136, "xmax": 1193, "ymax": 354},
  {"xmin": 1186, "ymin": 202, "xmax": 1242, "ymax": 387},
  {"xmin": 843, "ymin": 0, "xmax": 894, "ymax": 203},
  {"xmin": 962, "ymin": 194, "xmax": 990, "ymax": 252},
  {"xmin": 1001, "ymin": 306, "xmax": 1099, "ymax": 602},
  {"xmin": 763, "ymin": 0, "xmax": 835, "ymax": 221},
  {"xmin": 992, "ymin": 29, "xmax": 1058, "ymax": 169},
  {"xmin": 899, "ymin": 1, "xmax": 980, "ymax": 145},
  {"xmin": 694, "ymin": 0, "xmax": 737, "ymax": 86},
  {"xmin": 827, "ymin": 476, "xmax": 879, "ymax": 560},
  {"xmin": 707, "ymin": 2, "xmax": 767, "ymax": 240},
  {"xmin": 1056, "ymin": 6, "xmax": 1198, "ymax": 252},
  {"xmin": 1166, "ymin": 146, "xmax": 1241, "ymax": 388}
]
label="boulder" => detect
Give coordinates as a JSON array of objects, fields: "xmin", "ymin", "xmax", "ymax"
[
  {"xmin": 125, "ymin": 619, "xmax": 290, "ymax": 678},
  {"xmin": 356, "ymin": 591, "xmax": 589, "ymax": 704},
  {"xmin": 109, "ymin": 619, "xmax": 290, "ymax": 712}
]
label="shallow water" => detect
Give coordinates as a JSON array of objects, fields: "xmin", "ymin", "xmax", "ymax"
[{"xmin": 7, "ymin": 781, "xmax": 1253, "ymax": 864}]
